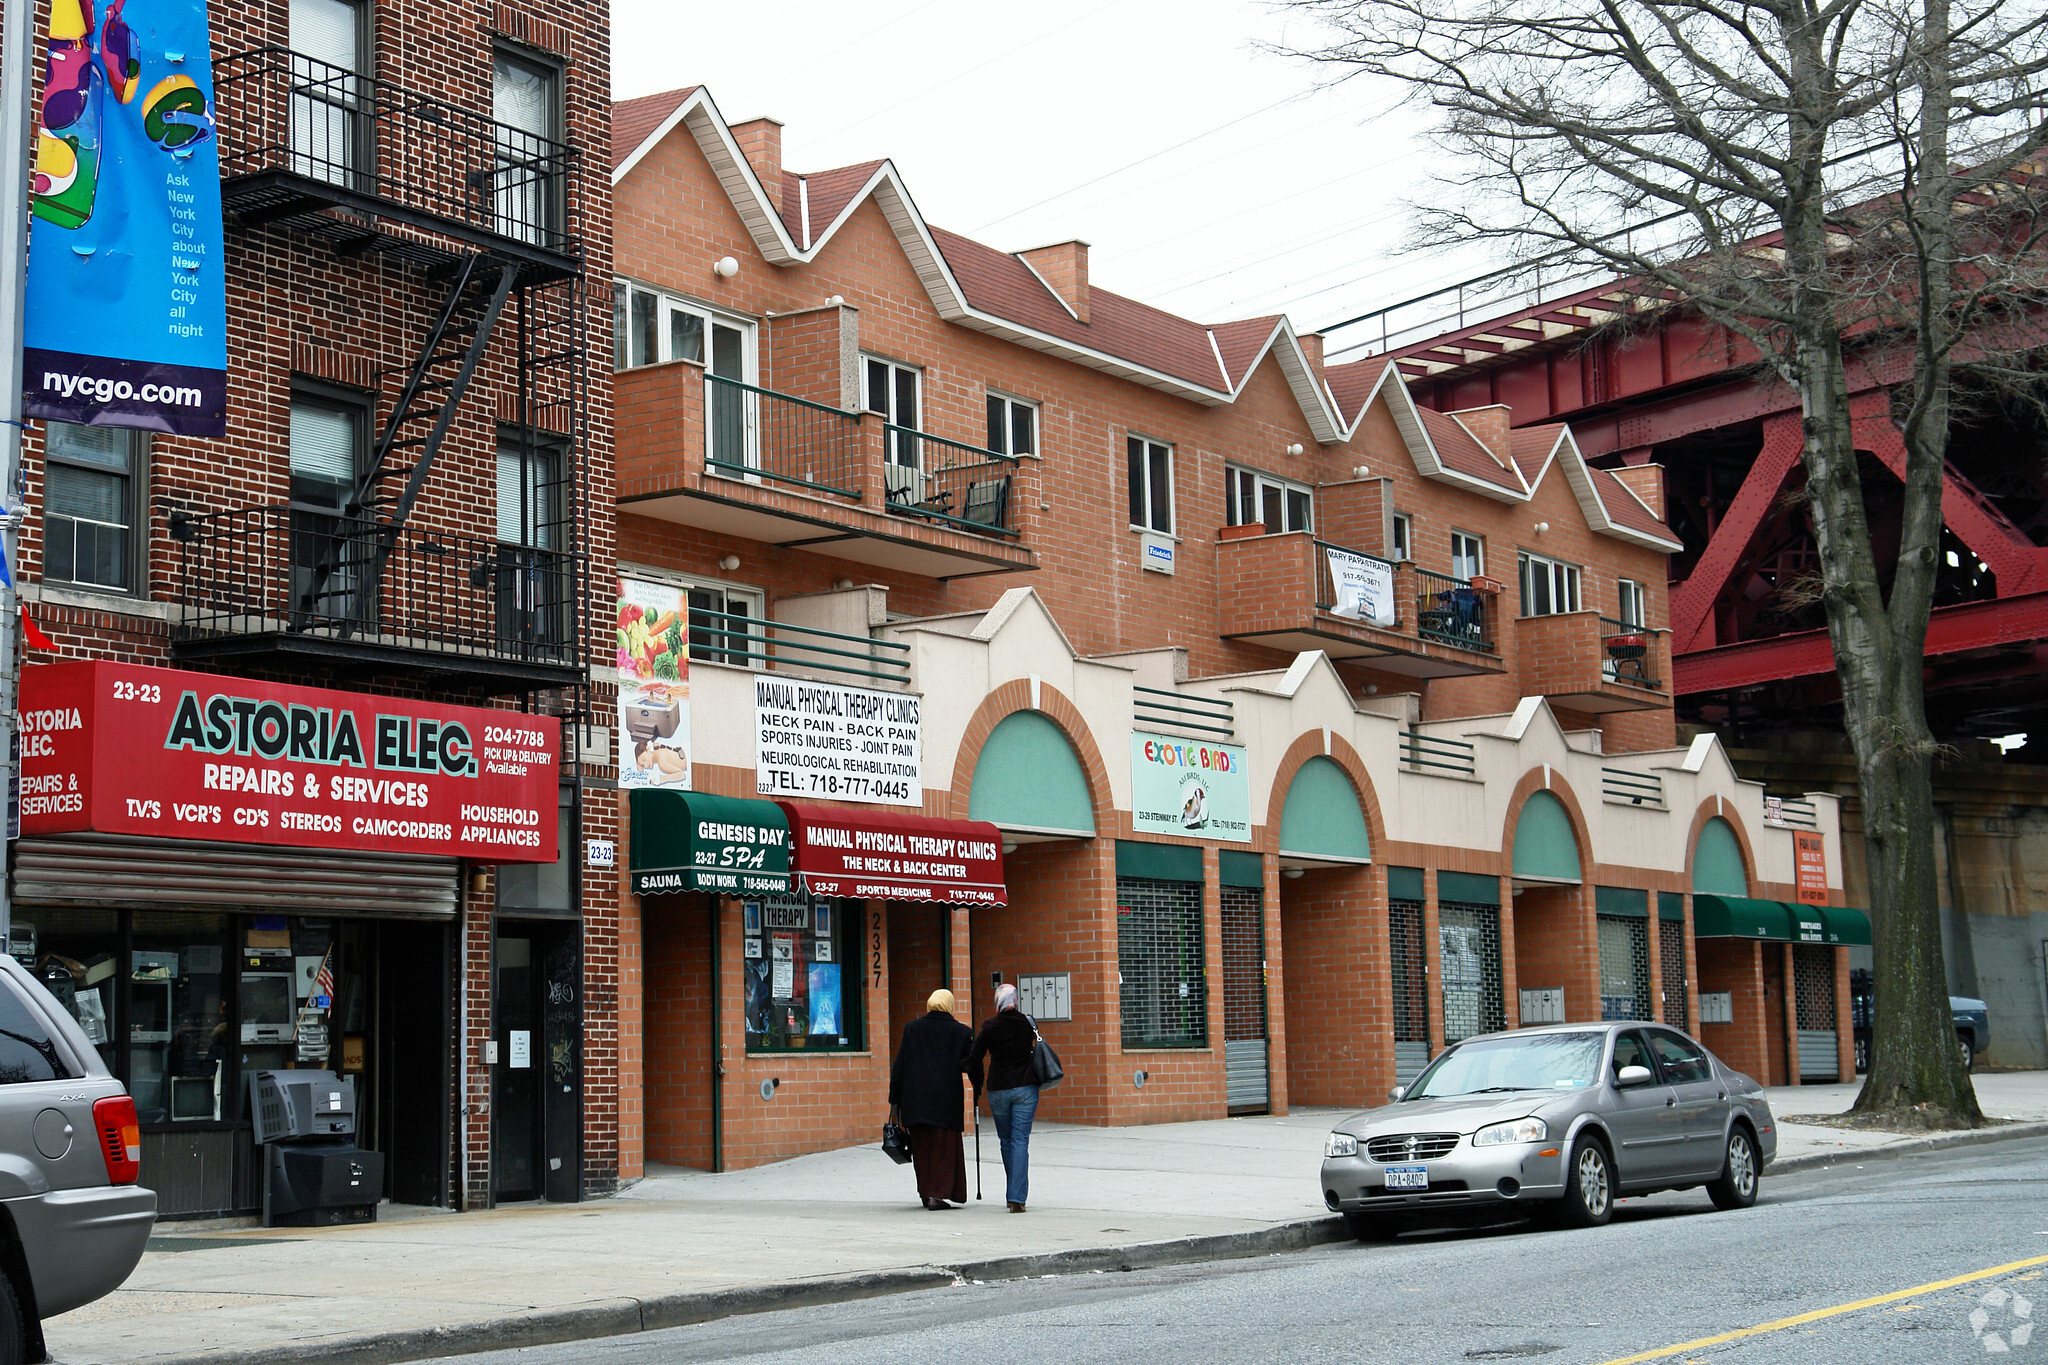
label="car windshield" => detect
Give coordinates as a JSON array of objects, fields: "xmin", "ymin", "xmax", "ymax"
[{"xmin": 1406, "ymin": 1032, "xmax": 1606, "ymax": 1098}]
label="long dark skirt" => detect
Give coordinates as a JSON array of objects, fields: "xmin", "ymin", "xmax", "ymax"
[{"xmin": 908, "ymin": 1124, "xmax": 967, "ymax": 1203}]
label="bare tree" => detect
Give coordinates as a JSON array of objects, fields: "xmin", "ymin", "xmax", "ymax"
[{"xmin": 1277, "ymin": 0, "xmax": 2048, "ymax": 1125}]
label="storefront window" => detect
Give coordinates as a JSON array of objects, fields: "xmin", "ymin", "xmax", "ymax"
[
  {"xmin": 13, "ymin": 907, "xmax": 118, "ymax": 1073},
  {"xmin": 130, "ymin": 911, "xmax": 232, "ymax": 1125},
  {"xmin": 743, "ymin": 895, "xmax": 864, "ymax": 1052}
]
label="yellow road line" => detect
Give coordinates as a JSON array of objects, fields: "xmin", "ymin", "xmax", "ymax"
[{"xmin": 1593, "ymin": 1253, "xmax": 2048, "ymax": 1365}]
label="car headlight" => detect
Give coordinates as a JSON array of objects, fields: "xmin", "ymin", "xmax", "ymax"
[
  {"xmin": 1472, "ymin": 1117, "xmax": 1547, "ymax": 1147},
  {"xmin": 1324, "ymin": 1131, "xmax": 1360, "ymax": 1158}
]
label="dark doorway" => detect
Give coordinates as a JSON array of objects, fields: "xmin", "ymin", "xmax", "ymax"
[
  {"xmin": 493, "ymin": 921, "xmax": 581, "ymax": 1203},
  {"xmin": 375, "ymin": 919, "xmax": 450, "ymax": 1205}
]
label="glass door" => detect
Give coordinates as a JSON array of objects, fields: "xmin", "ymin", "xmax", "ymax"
[
  {"xmin": 707, "ymin": 321, "xmax": 754, "ymax": 476},
  {"xmin": 288, "ymin": 0, "xmax": 364, "ymax": 187}
]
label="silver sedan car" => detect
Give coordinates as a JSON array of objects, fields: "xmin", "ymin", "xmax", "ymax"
[{"xmin": 1320, "ymin": 1022, "xmax": 1776, "ymax": 1239}]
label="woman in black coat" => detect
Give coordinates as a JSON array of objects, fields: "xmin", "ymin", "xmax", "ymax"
[{"xmin": 888, "ymin": 988, "xmax": 975, "ymax": 1209}]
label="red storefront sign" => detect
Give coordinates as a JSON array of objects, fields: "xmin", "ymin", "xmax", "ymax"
[
  {"xmin": 1793, "ymin": 830, "xmax": 1829, "ymax": 906},
  {"xmin": 777, "ymin": 803, "xmax": 1006, "ymax": 905},
  {"xmin": 19, "ymin": 661, "xmax": 559, "ymax": 862}
]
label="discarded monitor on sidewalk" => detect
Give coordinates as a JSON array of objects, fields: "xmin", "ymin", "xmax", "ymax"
[{"xmin": 249, "ymin": 1069, "xmax": 383, "ymax": 1228}]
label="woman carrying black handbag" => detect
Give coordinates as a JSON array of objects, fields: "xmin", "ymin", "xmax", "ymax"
[
  {"xmin": 887, "ymin": 988, "xmax": 974, "ymax": 1209},
  {"xmin": 968, "ymin": 982, "xmax": 1043, "ymax": 1212}
]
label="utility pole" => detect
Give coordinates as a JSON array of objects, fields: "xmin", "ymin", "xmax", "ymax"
[{"xmin": 0, "ymin": 0, "xmax": 34, "ymax": 950}]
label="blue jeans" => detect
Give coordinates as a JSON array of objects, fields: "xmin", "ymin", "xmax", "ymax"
[{"xmin": 987, "ymin": 1085, "xmax": 1039, "ymax": 1206}]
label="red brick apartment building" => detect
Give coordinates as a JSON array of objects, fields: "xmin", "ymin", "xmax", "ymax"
[
  {"xmin": 10, "ymin": 0, "xmax": 615, "ymax": 1215},
  {"xmin": 606, "ymin": 87, "xmax": 1865, "ymax": 1182}
]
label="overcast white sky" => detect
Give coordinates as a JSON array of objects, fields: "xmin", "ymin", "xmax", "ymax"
[{"xmin": 611, "ymin": 0, "xmax": 1499, "ymax": 354}]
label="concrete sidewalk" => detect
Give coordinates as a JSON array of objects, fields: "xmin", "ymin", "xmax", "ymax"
[{"xmin": 47, "ymin": 1072, "xmax": 2048, "ymax": 1365}]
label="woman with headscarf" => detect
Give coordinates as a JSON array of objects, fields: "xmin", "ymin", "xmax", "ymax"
[
  {"xmin": 968, "ymin": 981, "xmax": 1040, "ymax": 1212},
  {"xmin": 888, "ymin": 988, "xmax": 974, "ymax": 1209}
]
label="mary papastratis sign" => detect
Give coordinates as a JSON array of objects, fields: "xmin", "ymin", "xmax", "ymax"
[
  {"xmin": 753, "ymin": 675, "xmax": 922, "ymax": 808},
  {"xmin": 26, "ymin": 0, "xmax": 227, "ymax": 435},
  {"xmin": 1129, "ymin": 732, "xmax": 1251, "ymax": 843}
]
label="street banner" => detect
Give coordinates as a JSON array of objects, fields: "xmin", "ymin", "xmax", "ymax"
[
  {"xmin": 755, "ymin": 674, "xmax": 922, "ymax": 807},
  {"xmin": 1129, "ymin": 731, "xmax": 1251, "ymax": 843},
  {"xmin": 616, "ymin": 577, "xmax": 691, "ymax": 791},
  {"xmin": 19, "ymin": 661, "xmax": 560, "ymax": 861},
  {"xmin": 1324, "ymin": 545, "xmax": 1396, "ymax": 626},
  {"xmin": 25, "ymin": 0, "xmax": 227, "ymax": 435}
]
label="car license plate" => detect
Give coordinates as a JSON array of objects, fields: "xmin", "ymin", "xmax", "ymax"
[{"xmin": 1384, "ymin": 1165, "xmax": 1427, "ymax": 1191}]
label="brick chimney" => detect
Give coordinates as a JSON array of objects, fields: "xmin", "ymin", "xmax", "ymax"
[
  {"xmin": 1019, "ymin": 240, "xmax": 1090, "ymax": 324},
  {"xmin": 1298, "ymin": 331, "xmax": 1325, "ymax": 380},
  {"xmin": 1448, "ymin": 404, "xmax": 1512, "ymax": 460},
  {"xmin": 732, "ymin": 117, "xmax": 783, "ymax": 204},
  {"xmin": 1611, "ymin": 464, "xmax": 1667, "ymax": 520}
]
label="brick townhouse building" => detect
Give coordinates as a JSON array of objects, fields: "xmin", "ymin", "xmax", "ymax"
[
  {"xmin": 9, "ymin": 0, "xmax": 616, "ymax": 1216},
  {"xmin": 605, "ymin": 85, "xmax": 1868, "ymax": 1183}
]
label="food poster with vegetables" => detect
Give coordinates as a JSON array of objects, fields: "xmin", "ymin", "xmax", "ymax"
[{"xmin": 618, "ymin": 577, "xmax": 691, "ymax": 790}]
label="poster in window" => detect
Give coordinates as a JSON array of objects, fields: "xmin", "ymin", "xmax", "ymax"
[
  {"xmin": 770, "ymin": 933, "xmax": 795, "ymax": 998},
  {"xmin": 618, "ymin": 578, "xmax": 691, "ymax": 790},
  {"xmin": 808, "ymin": 964, "xmax": 842, "ymax": 1035},
  {"xmin": 743, "ymin": 936, "xmax": 763, "ymax": 959},
  {"xmin": 1793, "ymin": 831, "xmax": 1829, "ymax": 906}
]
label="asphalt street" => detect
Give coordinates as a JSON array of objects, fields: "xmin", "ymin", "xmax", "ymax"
[{"xmin": 429, "ymin": 1137, "xmax": 2048, "ymax": 1365}]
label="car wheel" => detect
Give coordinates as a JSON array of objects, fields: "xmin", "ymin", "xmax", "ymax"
[
  {"xmin": 1707, "ymin": 1127, "xmax": 1759, "ymax": 1211},
  {"xmin": 1557, "ymin": 1135, "xmax": 1614, "ymax": 1229},
  {"xmin": 1959, "ymin": 1033, "xmax": 1975, "ymax": 1072},
  {"xmin": 0, "ymin": 1268, "xmax": 26, "ymax": 1365},
  {"xmin": 1344, "ymin": 1211, "xmax": 1402, "ymax": 1241}
]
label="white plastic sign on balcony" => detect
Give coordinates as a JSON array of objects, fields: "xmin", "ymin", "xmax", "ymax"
[
  {"xmin": 1325, "ymin": 547, "xmax": 1396, "ymax": 626},
  {"xmin": 1140, "ymin": 533, "xmax": 1176, "ymax": 574}
]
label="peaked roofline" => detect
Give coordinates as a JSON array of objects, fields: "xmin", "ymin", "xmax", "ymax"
[{"xmin": 612, "ymin": 87, "xmax": 1348, "ymax": 435}]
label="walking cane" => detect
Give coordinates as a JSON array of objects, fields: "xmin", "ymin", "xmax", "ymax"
[{"xmin": 973, "ymin": 1091, "xmax": 983, "ymax": 1200}]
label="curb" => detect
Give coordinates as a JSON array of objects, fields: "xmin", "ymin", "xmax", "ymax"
[
  {"xmin": 1769, "ymin": 1118, "xmax": 2048, "ymax": 1175},
  {"xmin": 130, "ymin": 1219, "xmax": 1350, "ymax": 1365}
]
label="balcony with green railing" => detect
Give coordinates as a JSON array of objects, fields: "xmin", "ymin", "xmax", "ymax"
[
  {"xmin": 880, "ymin": 424, "xmax": 1020, "ymax": 537},
  {"xmin": 1519, "ymin": 610, "xmax": 1671, "ymax": 714}
]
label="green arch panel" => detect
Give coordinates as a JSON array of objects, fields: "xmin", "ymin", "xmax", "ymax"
[
  {"xmin": 969, "ymin": 710, "xmax": 1095, "ymax": 836},
  {"xmin": 1692, "ymin": 816, "xmax": 1748, "ymax": 896},
  {"xmin": 1512, "ymin": 789, "xmax": 1582, "ymax": 882},
  {"xmin": 1278, "ymin": 756, "xmax": 1371, "ymax": 861}
]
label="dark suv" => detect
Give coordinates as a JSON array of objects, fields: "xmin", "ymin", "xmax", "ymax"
[
  {"xmin": 0, "ymin": 954, "xmax": 156, "ymax": 1364},
  {"xmin": 1850, "ymin": 969, "xmax": 1993, "ymax": 1073}
]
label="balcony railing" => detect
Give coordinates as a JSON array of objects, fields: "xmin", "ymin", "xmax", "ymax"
[
  {"xmin": 171, "ymin": 504, "xmax": 583, "ymax": 674},
  {"xmin": 686, "ymin": 606, "xmax": 910, "ymax": 686},
  {"xmin": 1602, "ymin": 767, "xmax": 1666, "ymax": 807},
  {"xmin": 881, "ymin": 425, "xmax": 1019, "ymax": 537},
  {"xmin": 214, "ymin": 48, "xmax": 579, "ymax": 259},
  {"xmin": 1401, "ymin": 730, "xmax": 1477, "ymax": 776},
  {"xmin": 704, "ymin": 374, "xmax": 863, "ymax": 499},
  {"xmin": 1414, "ymin": 569, "xmax": 1496, "ymax": 653},
  {"xmin": 1134, "ymin": 686, "xmax": 1235, "ymax": 740},
  {"xmin": 1599, "ymin": 617, "xmax": 1663, "ymax": 689}
]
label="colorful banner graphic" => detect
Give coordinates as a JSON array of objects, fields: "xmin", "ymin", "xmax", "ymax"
[
  {"xmin": 617, "ymin": 578, "xmax": 691, "ymax": 791},
  {"xmin": 25, "ymin": 0, "xmax": 227, "ymax": 434},
  {"xmin": 1324, "ymin": 546, "xmax": 1396, "ymax": 626},
  {"xmin": 1129, "ymin": 732, "xmax": 1251, "ymax": 843},
  {"xmin": 20, "ymin": 661, "xmax": 560, "ymax": 861}
]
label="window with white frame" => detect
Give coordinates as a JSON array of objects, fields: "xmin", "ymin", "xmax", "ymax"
[
  {"xmin": 680, "ymin": 577, "xmax": 766, "ymax": 670},
  {"xmin": 1616, "ymin": 578, "xmax": 1646, "ymax": 628},
  {"xmin": 1390, "ymin": 513, "xmax": 1411, "ymax": 562},
  {"xmin": 1225, "ymin": 466, "xmax": 1312, "ymax": 534},
  {"xmin": 612, "ymin": 281, "xmax": 754, "ymax": 378},
  {"xmin": 986, "ymin": 393, "xmax": 1036, "ymax": 458},
  {"xmin": 1450, "ymin": 530, "xmax": 1484, "ymax": 582},
  {"xmin": 865, "ymin": 356, "xmax": 923, "ymax": 494},
  {"xmin": 43, "ymin": 422, "xmax": 144, "ymax": 593},
  {"xmin": 1127, "ymin": 436, "xmax": 1173, "ymax": 534},
  {"xmin": 1519, "ymin": 551, "xmax": 1584, "ymax": 616}
]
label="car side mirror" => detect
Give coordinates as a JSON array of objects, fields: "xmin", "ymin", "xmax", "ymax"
[
  {"xmin": 1615, "ymin": 1064, "xmax": 1654, "ymax": 1087},
  {"xmin": 1387, "ymin": 1085, "xmax": 1406, "ymax": 1102}
]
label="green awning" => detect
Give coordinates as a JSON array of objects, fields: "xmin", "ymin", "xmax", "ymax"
[
  {"xmin": 1817, "ymin": 905, "xmax": 1872, "ymax": 945},
  {"xmin": 629, "ymin": 790, "xmax": 792, "ymax": 896},
  {"xmin": 1278, "ymin": 756, "xmax": 1371, "ymax": 863},
  {"xmin": 1595, "ymin": 886, "xmax": 1649, "ymax": 919},
  {"xmin": 1691, "ymin": 893, "xmax": 1793, "ymax": 941},
  {"xmin": 1786, "ymin": 901, "xmax": 1826, "ymax": 944},
  {"xmin": 1219, "ymin": 850, "xmax": 1265, "ymax": 888},
  {"xmin": 969, "ymin": 710, "xmax": 1096, "ymax": 837},
  {"xmin": 1513, "ymin": 790, "xmax": 1581, "ymax": 882}
]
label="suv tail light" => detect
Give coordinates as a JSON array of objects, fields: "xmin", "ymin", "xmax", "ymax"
[{"xmin": 93, "ymin": 1096, "xmax": 141, "ymax": 1184}]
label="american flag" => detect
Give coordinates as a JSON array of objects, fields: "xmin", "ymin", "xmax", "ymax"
[{"xmin": 311, "ymin": 949, "xmax": 334, "ymax": 1011}]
